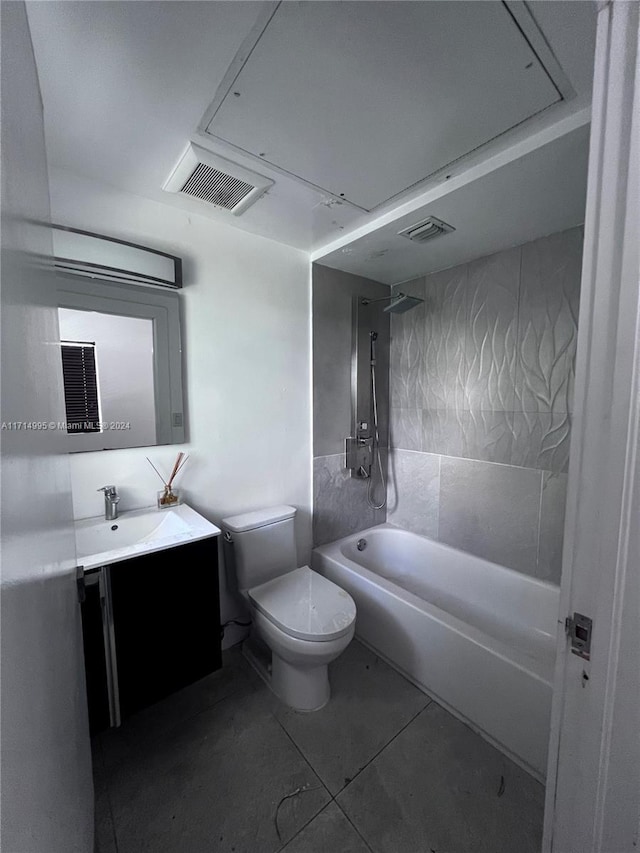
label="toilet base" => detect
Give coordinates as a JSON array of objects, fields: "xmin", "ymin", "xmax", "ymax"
[
  {"xmin": 271, "ymin": 655, "xmax": 330, "ymax": 712},
  {"xmin": 242, "ymin": 636, "xmax": 272, "ymax": 687},
  {"xmin": 242, "ymin": 637, "xmax": 330, "ymax": 712}
]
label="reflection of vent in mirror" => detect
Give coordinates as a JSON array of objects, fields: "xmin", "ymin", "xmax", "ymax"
[
  {"xmin": 180, "ymin": 163, "xmax": 254, "ymax": 210},
  {"xmin": 163, "ymin": 143, "xmax": 273, "ymax": 216},
  {"xmin": 398, "ymin": 216, "xmax": 455, "ymax": 243}
]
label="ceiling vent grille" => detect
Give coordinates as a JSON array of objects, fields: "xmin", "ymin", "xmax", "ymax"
[
  {"xmin": 181, "ymin": 162, "xmax": 254, "ymax": 210},
  {"xmin": 398, "ymin": 216, "xmax": 455, "ymax": 243},
  {"xmin": 163, "ymin": 143, "xmax": 273, "ymax": 216}
]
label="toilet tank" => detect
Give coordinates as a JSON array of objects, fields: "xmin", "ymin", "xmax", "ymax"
[{"xmin": 221, "ymin": 505, "xmax": 297, "ymax": 592}]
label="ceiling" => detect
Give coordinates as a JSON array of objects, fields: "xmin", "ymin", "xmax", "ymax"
[
  {"xmin": 204, "ymin": 2, "xmax": 562, "ymax": 211},
  {"xmin": 317, "ymin": 122, "xmax": 589, "ymax": 284},
  {"xmin": 26, "ymin": 1, "xmax": 597, "ymax": 274}
]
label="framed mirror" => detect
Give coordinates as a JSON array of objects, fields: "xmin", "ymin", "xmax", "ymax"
[{"xmin": 56, "ymin": 275, "xmax": 185, "ymax": 451}]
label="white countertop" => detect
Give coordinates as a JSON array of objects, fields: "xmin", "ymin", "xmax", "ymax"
[{"xmin": 75, "ymin": 503, "xmax": 221, "ymax": 571}]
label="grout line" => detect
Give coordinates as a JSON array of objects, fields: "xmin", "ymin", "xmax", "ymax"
[
  {"xmin": 273, "ymin": 713, "xmax": 331, "ymax": 788},
  {"xmin": 273, "ymin": 695, "xmax": 430, "ymax": 853},
  {"xmin": 334, "ymin": 801, "xmax": 376, "ymax": 853},
  {"xmin": 334, "ymin": 699, "xmax": 432, "ymax": 798},
  {"xmin": 391, "ymin": 445, "xmax": 559, "ymax": 475},
  {"xmin": 274, "ymin": 799, "xmax": 333, "ymax": 853},
  {"xmin": 272, "ymin": 718, "xmax": 335, "ymax": 852}
]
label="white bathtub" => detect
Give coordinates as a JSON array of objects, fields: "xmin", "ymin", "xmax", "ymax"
[{"xmin": 312, "ymin": 523, "xmax": 560, "ymax": 780}]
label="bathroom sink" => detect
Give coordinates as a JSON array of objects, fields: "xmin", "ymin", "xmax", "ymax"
[{"xmin": 75, "ymin": 504, "xmax": 221, "ymax": 571}]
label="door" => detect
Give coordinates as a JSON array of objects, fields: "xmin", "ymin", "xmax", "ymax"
[
  {"xmin": 543, "ymin": 3, "xmax": 640, "ymax": 851},
  {"xmin": 0, "ymin": 3, "xmax": 93, "ymax": 850}
]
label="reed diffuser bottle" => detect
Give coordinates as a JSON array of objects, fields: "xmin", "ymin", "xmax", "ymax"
[{"xmin": 147, "ymin": 452, "xmax": 188, "ymax": 509}]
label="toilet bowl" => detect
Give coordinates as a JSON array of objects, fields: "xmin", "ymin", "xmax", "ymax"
[
  {"xmin": 247, "ymin": 566, "xmax": 356, "ymax": 711},
  {"xmin": 221, "ymin": 506, "xmax": 356, "ymax": 712}
]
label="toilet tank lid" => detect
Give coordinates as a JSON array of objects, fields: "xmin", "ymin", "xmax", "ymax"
[{"xmin": 221, "ymin": 505, "xmax": 296, "ymax": 533}]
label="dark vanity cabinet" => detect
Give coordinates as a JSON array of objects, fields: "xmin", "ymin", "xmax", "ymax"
[{"xmin": 81, "ymin": 537, "xmax": 221, "ymax": 733}]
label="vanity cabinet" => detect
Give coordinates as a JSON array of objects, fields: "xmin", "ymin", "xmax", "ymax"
[{"xmin": 81, "ymin": 537, "xmax": 221, "ymax": 732}]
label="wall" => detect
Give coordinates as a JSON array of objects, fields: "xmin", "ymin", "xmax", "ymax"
[
  {"xmin": 0, "ymin": 4, "xmax": 93, "ymax": 850},
  {"xmin": 312, "ymin": 264, "xmax": 390, "ymax": 545},
  {"xmin": 388, "ymin": 227, "xmax": 582, "ymax": 583},
  {"xmin": 59, "ymin": 308, "xmax": 157, "ymax": 448},
  {"xmin": 49, "ymin": 168, "xmax": 312, "ymax": 646}
]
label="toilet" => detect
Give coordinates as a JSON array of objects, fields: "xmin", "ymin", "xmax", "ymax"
[{"xmin": 221, "ymin": 505, "xmax": 356, "ymax": 711}]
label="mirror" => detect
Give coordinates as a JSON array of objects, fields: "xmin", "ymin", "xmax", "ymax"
[{"xmin": 56, "ymin": 275, "xmax": 185, "ymax": 451}]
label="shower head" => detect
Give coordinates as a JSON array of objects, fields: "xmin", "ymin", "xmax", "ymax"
[{"xmin": 383, "ymin": 293, "xmax": 424, "ymax": 314}]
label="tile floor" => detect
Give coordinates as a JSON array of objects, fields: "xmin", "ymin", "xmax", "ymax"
[{"xmin": 94, "ymin": 640, "xmax": 544, "ymax": 853}]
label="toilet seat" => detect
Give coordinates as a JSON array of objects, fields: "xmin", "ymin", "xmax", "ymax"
[{"xmin": 249, "ymin": 566, "xmax": 356, "ymax": 642}]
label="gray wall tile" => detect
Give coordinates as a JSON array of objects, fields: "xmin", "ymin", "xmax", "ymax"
[
  {"xmin": 390, "ymin": 277, "xmax": 426, "ymax": 409},
  {"xmin": 460, "ymin": 410, "xmax": 513, "ymax": 465},
  {"xmin": 422, "ymin": 408, "xmax": 465, "ymax": 458},
  {"xmin": 537, "ymin": 472, "xmax": 568, "ymax": 584},
  {"xmin": 439, "ymin": 457, "xmax": 542, "ymax": 574},
  {"xmin": 387, "ymin": 450, "xmax": 439, "ymax": 538},
  {"xmin": 422, "ymin": 410, "xmax": 512, "ymax": 466},
  {"xmin": 390, "ymin": 406, "xmax": 423, "ymax": 451},
  {"xmin": 382, "ymin": 228, "xmax": 582, "ymax": 580},
  {"xmin": 423, "ymin": 265, "xmax": 467, "ymax": 410},
  {"xmin": 510, "ymin": 411, "xmax": 571, "ymax": 473},
  {"xmin": 465, "ymin": 247, "xmax": 520, "ymax": 412},
  {"xmin": 515, "ymin": 228, "xmax": 582, "ymax": 414},
  {"xmin": 313, "ymin": 454, "xmax": 380, "ymax": 546}
]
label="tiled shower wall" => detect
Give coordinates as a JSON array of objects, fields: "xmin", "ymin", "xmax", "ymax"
[
  {"xmin": 313, "ymin": 264, "xmax": 390, "ymax": 546},
  {"xmin": 388, "ymin": 227, "xmax": 582, "ymax": 583}
]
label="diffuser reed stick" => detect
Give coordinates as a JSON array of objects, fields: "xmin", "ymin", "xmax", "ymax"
[
  {"xmin": 167, "ymin": 452, "xmax": 184, "ymax": 488},
  {"xmin": 146, "ymin": 457, "xmax": 166, "ymax": 486}
]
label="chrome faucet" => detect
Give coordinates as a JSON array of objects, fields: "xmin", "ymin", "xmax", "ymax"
[{"xmin": 98, "ymin": 485, "xmax": 120, "ymax": 521}]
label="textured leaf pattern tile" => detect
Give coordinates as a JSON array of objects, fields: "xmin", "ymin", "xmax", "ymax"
[
  {"xmin": 515, "ymin": 229, "xmax": 582, "ymax": 414},
  {"xmin": 389, "ymin": 278, "xmax": 426, "ymax": 410},
  {"xmin": 389, "ymin": 228, "xmax": 581, "ymax": 473},
  {"xmin": 465, "ymin": 247, "xmax": 520, "ymax": 412},
  {"xmin": 423, "ymin": 265, "xmax": 467, "ymax": 410}
]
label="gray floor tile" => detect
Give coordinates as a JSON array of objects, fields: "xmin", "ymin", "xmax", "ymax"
[
  {"xmin": 337, "ymin": 702, "xmax": 544, "ymax": 853},
  {"xmin": 99, "ymin": 649, "xmax": 253, "ymax": 772},
  {"xmin": 274, "ymin": 641, "xmax": 430, "ymax": 796},
  {"xmin": 107, "ymin": 687, "xmax": 330, "ymax": 853},
  {"xmin": 279, "ymin": 802, "xmax": 371, "ymax": 853},
  {"xmin": 92, "ymin": 740, "xmax": 118, "ymax": 853}
]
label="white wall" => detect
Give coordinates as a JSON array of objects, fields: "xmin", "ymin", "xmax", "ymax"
[
  {"xmin": 59, "ymin": 308, "xmax": 157, "ymax": 448},
  {"xmin": 0, "ymin": 4, "xmax": 93, "ymax": 850},
  {"xmin": 49, "ymin": 167, "xmax": 312, "ymax": 644}
]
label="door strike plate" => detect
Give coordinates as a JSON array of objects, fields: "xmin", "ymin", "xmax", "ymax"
[{"xmin": 565, "ymin": 612, "xmax": 593, "ymax": 660}]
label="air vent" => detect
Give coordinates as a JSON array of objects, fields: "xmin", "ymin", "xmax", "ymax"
[
  {"xmin": 398, "ymin": 216, "xmax": 455, "ymax": 243},
  {"xmin": 163, "ymin": 143, "xmax": 273, "ymax": 216},
  {"xmin": 181, "ymin": 163, "xmax": 254, "ymax": 210}
]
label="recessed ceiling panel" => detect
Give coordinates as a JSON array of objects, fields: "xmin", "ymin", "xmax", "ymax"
[{"xmin": 205, "ymin": 2, "xmax": 562, "ymax": 211}]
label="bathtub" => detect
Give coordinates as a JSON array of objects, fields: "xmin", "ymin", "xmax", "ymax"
[{"xmin": 312, "ymin": 523, "xmax": 560, "ymax": 780}]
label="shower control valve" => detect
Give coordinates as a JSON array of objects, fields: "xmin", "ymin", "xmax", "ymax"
[{"xmin": 345, "ymin": 436, "xmax": 373, "ymax": 479}]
